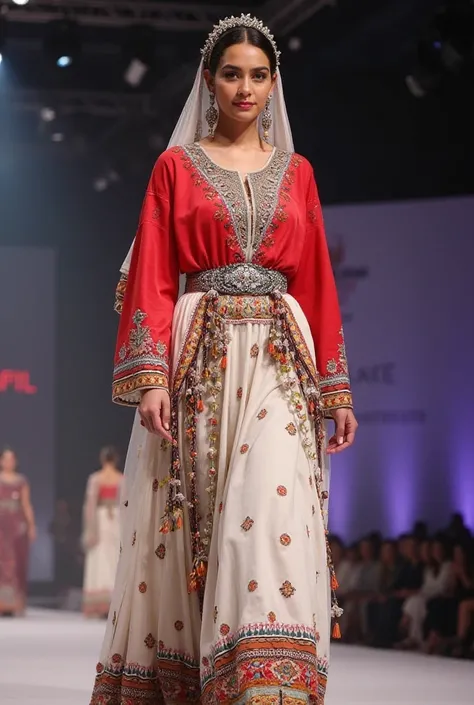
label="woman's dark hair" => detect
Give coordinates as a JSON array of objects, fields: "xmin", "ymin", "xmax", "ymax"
[
  {"xmin": 208, "ymin": 27, "xmax": 277, "ymax": 75},
  {"xmin": 0, "ymin": 446, "xmax": 18, "ymax": 469},
  {"xmin": 100, "ymin": 445, "xmax": 120, "ymax": 467}
]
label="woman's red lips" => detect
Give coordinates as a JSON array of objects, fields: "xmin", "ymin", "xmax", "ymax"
[{"xmin": 234, "ymin": 102, "xmax": 255, "ymax": 109}]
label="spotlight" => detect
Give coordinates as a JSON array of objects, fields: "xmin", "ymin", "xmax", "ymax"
[
  {"xmin": 44, "ymin": 20, "xmax": 81, "ymax": 68},
  {"xmin": 288, "ymin": 37, "xmax": 302, "ymax": 52},
  {"xmin": 93, "ymin": 177, "xmax": 108, "ymax": 193},
  {"xmin": 123, "ymin": 25, "xmax": 156, "ymax": 87},
  {"xmin": 40, "ymin": 107, "xmax": 56, "ymax": 122},
  {"xmin": 57, "ymin": 56, "xmax": 72, "ymax": 68},
  {"xmin": 12, "ymin": 1, "xmax": 30, "ymax": 6}
]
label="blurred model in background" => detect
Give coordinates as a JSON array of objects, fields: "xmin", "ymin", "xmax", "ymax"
[
  {"xmin": 0, "ymin": 447, "xmax": 36, "ymax": 616},
  {"xmin": 82, "ymin": 446, "xmax": 122, "ymax": 618}
]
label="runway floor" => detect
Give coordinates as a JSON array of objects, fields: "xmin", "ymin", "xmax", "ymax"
[{"xmin": 1, "ymin": 609, "xmax": 473, "ymax": 704}]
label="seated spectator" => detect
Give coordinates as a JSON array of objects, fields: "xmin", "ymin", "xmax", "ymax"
[
  {"xmin": 366, "ymin": 540, "xmax": 401, "ymax": 644},
  {"xmin": 371, "ymin": 535, "xmax": 423, "ymax": 647},
  {"xmin": 396, "ymin": 538, "xmax": 452, "ymax": 649},
  {"xmin": 339, "ymin": 537, "xmax": 380, "ymax": 643},
  {"xmin": 423, "ymin": 543, "xmax": 474, "ymax": 655}
]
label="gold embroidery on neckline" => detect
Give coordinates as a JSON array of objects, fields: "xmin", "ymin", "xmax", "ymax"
[{"xmin": 182, "ymin": 144, "xmax": 292, "ymax": 262}]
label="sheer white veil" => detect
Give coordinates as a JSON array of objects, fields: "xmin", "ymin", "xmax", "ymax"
[{"xmin": 119, "ymin": 59, "xmax": 294, "ymax": 276}]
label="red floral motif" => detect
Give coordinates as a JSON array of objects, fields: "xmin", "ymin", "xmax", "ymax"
[
  {"xmin": 144, "ymin": 633, "xmax": 157, "ymax": 649},
  {"xmin": 152, "ymin": 478, "xmax": 159, "ymax": 492},
  {"xmin": 219, "ymin": 623, "xmax": 230, "ymax": 636},
  {"xmin": 280, "ymin": 580, "xmax": 296, "ymax": 598},
  {"xmin": 96, "ymin": 662, "xmax": 104, "ymax": 674},
  {"xmin": 240, "ymin": 444, "xmax": 249, "ymax": 454},
  {"xmin": 175, "ymin": 620, "xmax": 184, "ymax": 631},
  {"xmin": 322, "ymin": 490, "xmax": 329, "ymax": 500},
  {"xmin": 280, "ymin": 533, "xmax": 292, "ymax": 546},
  {"xmin": 257, "ymin": 408, "xmax": 267, "ymax": 420},
  {"xmin": 213, "ymin": 606, "xmax": 218, "ymax": 623},
  {"xmin": 155, "ymin": 543, "xmax": 166, "ymax": 559},
  {"xmin": 237, "ymin": 387, "xmax": 243, "ymax": 399},
  {"xmin": 285, "ymin": 422, "xmax": 297, "ymax": 436},
  {"xmin": 277, "ymin": 485, "xmax": 287, "ymax": 496},
  {"xmin": 132, "ymin": 530, "xmax": 136, "ymax": 546},
  {"xmin": 250, "ymin": 343, "xmax": 259, "ymax": 358},
  {"xmin": 138, "ymin": 581, "xmax": 147, "ymax": 593},
  {"xmin": 241, "ymin": 516, "xmax": 254, "ymax": 531},
  {"xmin": 111, "ymin": 653, "xmax": 122, "ymax": 664},
  {"xmin": 219, "ymin": 502, "xmax": 223, "ymax": 514},
  {"xmin": 202, "ymin": 656, "xmax": 210, "ymax": 667},
  {"xmin": 268, "ymin": 611, "xmax": 277, "ymax": 623},
  {"xmin": 248, "ymin": 580, "xmax": 258, "ymax": 592}
]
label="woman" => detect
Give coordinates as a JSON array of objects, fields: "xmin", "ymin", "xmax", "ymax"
[
  {"xmin": 0, "ymin": 447, "xmax": 36, "ymax": 616},
  {"xmin": 396, "ymin": 539, "xmax": 453, "ymax": 649},
  {"xmin": 82, "ymin": 446, "xmax": 122, "ymax": 618},
  {"xmin": 91, "ymin": 14, "xmax": 357, "ymax": 705}
]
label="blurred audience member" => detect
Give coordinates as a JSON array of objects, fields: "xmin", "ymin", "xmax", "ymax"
[
  {"xmin": 0, "ymin": 447, "xmax": 36, "ymax": 617},
  {"xmin": 396, "ymin": 538, "xmax": 452, "ymax": 649}
]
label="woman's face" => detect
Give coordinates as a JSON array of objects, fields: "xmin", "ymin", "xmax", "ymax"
[
  {"xmin": 381, "ymin": 542, "xmax": 396, "ymax": 564},
  {"xmin": 206, "ymin": 42, "xmax": 275, "ymax": 127},
  {"xmin": 0, "ymin": 450, "xmax": 17, "ymax": 473},
  {"xmin": 432, "ymin": 541, "xmax": 445, "ymax": 564},
  {"xmin": 420, "ymin": 540, "xmax": 431, "ymax": 563}
]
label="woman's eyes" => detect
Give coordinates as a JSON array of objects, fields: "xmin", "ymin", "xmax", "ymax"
[{"xmin": 223, "ymin": 72, "xmax": 266, "ymax": 81}]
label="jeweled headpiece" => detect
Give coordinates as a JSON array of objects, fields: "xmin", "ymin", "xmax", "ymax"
[{"xmin": 201, "ymin": 13, "xmax": 281, "ymax": 68}]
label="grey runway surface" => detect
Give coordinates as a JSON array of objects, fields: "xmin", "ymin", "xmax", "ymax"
[{"xmin": 1, "ymin": 609, "xmax": 473, "ymax": 704}]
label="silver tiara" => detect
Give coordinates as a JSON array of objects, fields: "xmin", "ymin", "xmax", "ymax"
[{"xmin": 201, "ymin": 14, "xmax": 281, "ymax": 68}]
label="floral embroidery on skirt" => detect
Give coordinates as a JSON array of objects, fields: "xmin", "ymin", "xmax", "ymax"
[{"xmin": 90, "ymin": 292, "xmax": 335, "ymax": 705}]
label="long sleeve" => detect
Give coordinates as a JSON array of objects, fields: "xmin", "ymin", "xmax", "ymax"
[
  {"xmin": 112, "ymin": 155, "xmax": 179, "ymax": 405},
  {"xmin": 288, "ymin": 167, "xmax": 352, "ymax": 415}
]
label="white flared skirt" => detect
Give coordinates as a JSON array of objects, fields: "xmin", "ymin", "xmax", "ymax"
[
  {"xmin": 83, "ymin": 506, "xmax": 120, "ymax": 617},
  {"xmin": 91, "ymin": 292, "xmax": 334, "ymax": 705}
]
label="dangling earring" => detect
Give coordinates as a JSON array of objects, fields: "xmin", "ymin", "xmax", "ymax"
[
  {"xmin": 261, "ymin": 95, "xmax": 273, "ymax": 142},
  {"xmin": 205, "ymin": 92, "xmax": 218, "ymax": 139}
]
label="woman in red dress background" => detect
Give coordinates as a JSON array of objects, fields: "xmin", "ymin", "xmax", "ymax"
[
  {"xmin": 91, "ymin": 14, "xmax": 358, "ymax": 705},
  {"xmin": 0, "ymin": 447, "xmax": 36, "ymax": 616}
]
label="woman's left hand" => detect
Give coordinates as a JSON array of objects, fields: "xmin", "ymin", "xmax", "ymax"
[{"xmin": 326, "ymin": 408, "xmax": 358, "ymax": 454}]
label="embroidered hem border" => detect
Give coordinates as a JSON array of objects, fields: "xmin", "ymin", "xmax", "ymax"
[{"xmin": 91, "ymin": 630, "xmax": 327, "ymax": 705}]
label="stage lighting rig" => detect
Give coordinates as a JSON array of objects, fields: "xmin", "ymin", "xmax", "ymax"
[
  {"xmin": 44, "ymin": 19, "xmax": 82, "ymax": 68},
  {"xmin": 406, "ymin": 0, "xmax": 474, "ymax": 97},
  {"xmin": 123, "ymin": 24, "xmax": 156, "ymax": 87}
]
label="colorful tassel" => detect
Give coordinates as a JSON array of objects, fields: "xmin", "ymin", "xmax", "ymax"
[
  {"xmin": 331, "ymin": 574, "xmax": 339, "ymax": 590},
  {"xmin": 332, "ymin": 622, "xmax": 341, "ymax": 639},
  {"xmin": 220, "ymin": 355, "xmax": 227, "ymax": 370}
]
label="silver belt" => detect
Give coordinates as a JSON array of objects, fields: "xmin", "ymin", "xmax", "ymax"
[{"xmin": 185, "ymin": 264, "xmax": 288, "ymax": 296}]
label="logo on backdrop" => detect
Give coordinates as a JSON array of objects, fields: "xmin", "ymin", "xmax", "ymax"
[
  {"xmin": 328, "ymin": 235, "xmax": 368, "ymax": 320},
  {"xmin": 0, "ymin": 370, "xmax": 37, "ymax": 394}
]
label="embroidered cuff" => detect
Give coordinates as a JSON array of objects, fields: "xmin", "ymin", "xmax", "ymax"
[
  {"xmin": 321, "ymin": 389, "xmax": 353, "ymax": 416},
  {"xmin": 112, "ymin": 371, "xmax": 169, "ymax": 406},
  {"xmin": 114, "ymin": 273, "xmax": 128, "ymax": 315},
  {"xmin": 113, "ymin": 309, "xmax": 170, "ymax": 406}
]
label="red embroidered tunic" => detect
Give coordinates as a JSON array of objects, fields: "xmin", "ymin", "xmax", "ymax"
[{"xmin": 113, "ymin": 144, "xmax": 352, "ymax": 413}]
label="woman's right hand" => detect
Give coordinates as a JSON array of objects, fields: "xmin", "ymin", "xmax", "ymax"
[{"xmin": 139, "ymin": 389, "xmax": 172, "ymax": 442}]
